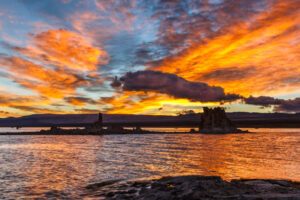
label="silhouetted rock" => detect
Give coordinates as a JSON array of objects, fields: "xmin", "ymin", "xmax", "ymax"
[
  {"xmin": 83, "ymin": 175, "xmax": 300, "ymax": 199},
  {"xmin": 50, "ymin": 126, "xmax": 61, "ymax": 132},
  {"xmin": 84, "ymin": 112, "xmax": 103, "ymax": 132},
  {"xmin": 200, "ymin": 107, "xmax": 246, "ymax": 133},
  {"xmin": 190, "ymin": 128, "xmax": 196, "ymax": 133}
]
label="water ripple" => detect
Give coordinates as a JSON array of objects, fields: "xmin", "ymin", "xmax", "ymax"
[{"xmin": 0, "ymin": 129, "xmax": 299, "ymax": 199}]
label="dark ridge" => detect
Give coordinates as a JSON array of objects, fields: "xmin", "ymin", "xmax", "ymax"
[{"xmin": 0, "ymin": 112, "xmax": 299, "ymax": 128}]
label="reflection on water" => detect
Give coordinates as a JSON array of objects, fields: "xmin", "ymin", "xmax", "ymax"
[
  {"xmin": 0, "ymin": 129, "xmax": 299, "ymax": 199},
  {"xmin": 0, "ymin": 127, "xmax": 85, "ymax": 133},
  {"xmin": 0, "ymin": 127, "xmax": 50, "ymax": 132},
  {"xmin": 0, "ymin": 136, "xmax": 104, "ymax": 199}
]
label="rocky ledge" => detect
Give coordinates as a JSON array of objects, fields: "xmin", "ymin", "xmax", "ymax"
[{"xmin": 82, "ymin": 175, "xmax": 300, "ymax": 200}]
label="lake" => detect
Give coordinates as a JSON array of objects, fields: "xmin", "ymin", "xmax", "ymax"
[{"xmin": 0, "ymin": 128, "xmax": 299, "ymax": 199}]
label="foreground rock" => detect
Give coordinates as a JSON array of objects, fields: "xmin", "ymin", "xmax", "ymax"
[
  {"xmin": 200, "ymin": 107, "xmax": 247, "ymax": 134},
  {"xmin": 83, "ymin": 175, "xmax": 300, "ymax": 200}
]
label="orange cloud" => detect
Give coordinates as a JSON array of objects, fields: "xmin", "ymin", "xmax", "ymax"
[
  {"xmin": 0, "ymin": 90, "xmax": 103, "ymax": 117},
  {"xmin": 150, "ymin": 1, "xmax": 300, "ymax": 97},
  {"xmin": 0, "ymin": 28, "xmax": 110, "ymax": 102},
  {"xmin": 0, "ymin": 91, "xmax": 56, "ymax": 116},
  {"xmin": 0, "ymin": 28, "xmax": 111, "ymax": 116},
  {"xmin": 65, "ymin": 96, "xmax": 99, "ymax": 106},
  {"xmin": 67, "ymin": 98, "xmax": 86, "ymax": 106},
  {"xmin": 19, "ymin": 29, "xmax": 109, "ymax": 71},
  {"xmin": 0, "ymin": 56, "xmax": 88, "ymax": 98},
  {"xmin": 0, "ymin": 93, "xmax": 47, "ymax": 108}
]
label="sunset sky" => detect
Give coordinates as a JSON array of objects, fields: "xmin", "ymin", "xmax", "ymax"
[{"xmin": 0, "ymin": 0, "xmax": 300, "ymax": 117}]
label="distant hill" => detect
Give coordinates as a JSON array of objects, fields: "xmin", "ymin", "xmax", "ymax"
[
  {"xmin": 0, "ymin": 112, "xmax": 299, "ymax": 128},
  {"xmin": 0, "ymin": 114, "xmax": 199, "ymax": 127}
]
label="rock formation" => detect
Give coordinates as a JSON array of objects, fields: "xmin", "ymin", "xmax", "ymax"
[
  {"xmin": 83, "ymin": 175, "xmax": 300, "ymax": 199},
  {"xmin": 84, "ymin": 113, "xmax": 103, "ymax": 132},
  {"xmin": 96, "ymin": 112, "xmax": 103, "ymax": 127},
  {"xmin": 199, "ymin": 107, "xmax": 245, "ymax": 133}
]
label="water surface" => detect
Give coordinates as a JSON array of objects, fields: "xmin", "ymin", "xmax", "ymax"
[{"xmin": 0, "ymin": 129, "xmax": 299, "ymax": 199}]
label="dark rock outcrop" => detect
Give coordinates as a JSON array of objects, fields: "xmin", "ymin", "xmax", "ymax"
[
  {"xmin": 83, "ymin": 175, "xmax": 300, "ymax": 200},
  {"xmin": 84, "ymin": 113, "xmax": 103, "ymax": 132},
  {"xmin": 199, "ymin": 107, "xmax": 246, "ymax": 134}
]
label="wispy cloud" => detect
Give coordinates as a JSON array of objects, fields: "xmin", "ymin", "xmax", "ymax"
[
  {"xmin": 0, "ymin": 55, "xmax": 87, "ymax": 98},
  {"xmin": 148, "ymin": 0, "xmax": 300, "ymax": 97},
  {"xmin": 15, "ymin": 29, "xmax": 109, "ymax": 71},
  {"xmin": 0, "ymin": 0, "xmax": 300, "ymax": 116}
]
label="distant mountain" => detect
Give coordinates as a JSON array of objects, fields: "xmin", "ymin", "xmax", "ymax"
[
  {"xmin": 0, "ymin": 113, "xmax": 199, "ymax": 127},
  {"xmin": 227, "ymin": 112, "xmax": 300, "ymax": 121},
  {"xmin": 0, "ymin": 112, "xmax": 299, "ymax": 128}
]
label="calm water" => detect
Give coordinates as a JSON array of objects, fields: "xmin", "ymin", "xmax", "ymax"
[{"xmin": 0, "ymin": 129, "xmax": 299, "ymax": 199}]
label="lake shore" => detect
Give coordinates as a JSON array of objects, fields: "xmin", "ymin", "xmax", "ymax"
[
  {"xmin": 0, "ymin": 129, "xmax": 249, "ymax": 135},
  {"xmin": 82, "ymin": 175, "xmax": 300, "ymax": 200}
]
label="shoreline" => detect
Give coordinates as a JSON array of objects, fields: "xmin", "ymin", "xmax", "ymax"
[
  {"xmin": 0, "ymin": 129, "xmax": 250, "ymax": 135},
  {"xmin": 2, "ymin": 126, "xmax": 300, "ymax": 135},
  {"xmin": 0, "ymin": 131, "xmax": 250, "ymax": 135}
]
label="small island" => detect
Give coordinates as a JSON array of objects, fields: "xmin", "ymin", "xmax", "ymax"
[
  {"xmin": 199, "ymin": 107, "xmax": 248, "ymax": 134},
  {"xmin": 36, "ymin": 107, "xmax": 248, "ymax": 135}
]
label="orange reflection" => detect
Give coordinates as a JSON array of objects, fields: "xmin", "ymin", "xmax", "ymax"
[
  {"xmin": 139, "ymin": 132, "xmax": 300, "ymax": 182},
  {"xmin": 9, "ymin": 136, "xmax": 104, "ymax": 198},
  {"xmin": 0, "ymin": 132, "xmax": 299, "ymax": 199}
]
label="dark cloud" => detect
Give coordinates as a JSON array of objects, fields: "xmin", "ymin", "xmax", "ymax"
[
  {"xmin": 275, "ymin": 98, "xmax": 300, "ymax": 113},
  {"xmin": 244, "ymin": 96, "xmax": 300, "ymax": 113},
  {"xmin": 135, "ymin": 48, "xmax": 152, "ymax": 60},
  {"xmin": 244, "ymin": 96, "xmax": 283, "ymax": 107},
  {"xmin": 119, "ymin": 70, "xmax": 300, "ymax": 112},
  {"xmin": 120, "ymin": 70, "xmax": 241, "ymax": 102}
]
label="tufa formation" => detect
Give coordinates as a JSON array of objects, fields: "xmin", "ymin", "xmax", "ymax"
[{"xmin": 199, "ymin": 107, "xmax": 246, "ymax": 134}]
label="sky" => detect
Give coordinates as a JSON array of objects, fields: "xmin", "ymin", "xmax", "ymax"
[{"xmin": 0, "ymin": 0, "xmax": 299, "ymax": 117}]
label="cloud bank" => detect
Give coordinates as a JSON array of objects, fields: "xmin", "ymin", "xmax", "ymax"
[
  {"xmin": 244, "ymin": 96, "xmax": 300, "ymax": 113},
  {"xmin": 115, "ymin": 71, "xmax": 300, "ymax": 113},
  {"xmin": 119, "ymin": 70, "xmax": 241, "ymax": 103}
]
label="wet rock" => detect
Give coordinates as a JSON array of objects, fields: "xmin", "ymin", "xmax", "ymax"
[
  {"xmin": 85, "ymin": 180, "xmax": 121, "ymax": 190},
  {"xmin": 83, "ymin": 175, "xmax": 300, "ymax": 200}
]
